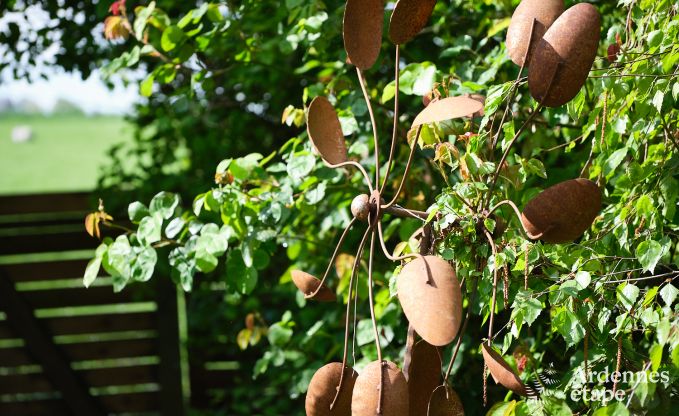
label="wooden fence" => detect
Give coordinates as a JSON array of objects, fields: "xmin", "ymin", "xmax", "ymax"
[{"xmin": 0, "ymin": 193, "xmax": 185, "ymax": 415}]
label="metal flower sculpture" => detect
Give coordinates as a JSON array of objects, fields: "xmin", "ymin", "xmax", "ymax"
[{"xmin": 296, "ymin": 0, "xmax": 602, "ymax": 415}]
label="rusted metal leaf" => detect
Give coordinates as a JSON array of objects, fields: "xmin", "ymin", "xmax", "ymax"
[
  {"xmin": 528, "ymin": 3, "xmax": 600, "ymax": 107},
  {"xmin": 506, "ymin": 0, "xmax": 564, "ymax": 67},
  {"xmin": 307, "ymin": 96, "xmax": 348, "ymax": 166},
  {"xmin": 481, "ymin": 344, "xmax": 527, "ymax": 396},
  {"xmin": 407, "ymin": 340, "xmax": 441, "ymax": 416},
  {"xmin": 521, "ymin": 178, "xmax": 601, "ymax": 244},
  {"xmin": 397, "ymin": 256, "xmax": 463, "ymax": 346},
  {"xmin": 343, "ymin": 0, "xmax": 384, "ymax": 69},
  {"xmin": 306, "ymin": 362, "xmax": 358, "ymax": 416},
  {"xmin": 389, "ymin": 0, "xmax": 437, "ymax": 45},
  {"xmin": 352, "ymin": 360, "xmax": 409, "ymax": 416},
  {"xmin": 427, "ymin": 385, "xmax": 465, "ymax": 416},
  {"xmin": 291, "ymin": 270, "xmax": 336, "ymax": 302},
  {"xmin": 412, "ymin": 97, "xmax": 483, "ymax": 128}
]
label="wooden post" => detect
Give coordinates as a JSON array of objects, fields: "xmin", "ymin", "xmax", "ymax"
[
  {"xmin": 156, "ymin": 277, "xmax": 187, "ymax": 416},
  {"xmin": 0, "ymin": 272, "xmax": 105, "ymax": 415}
]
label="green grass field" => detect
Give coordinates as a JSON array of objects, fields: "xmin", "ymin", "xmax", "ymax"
[{"xmin": 0, "ymin": 113, "xmax": 134, "ymax": 195}]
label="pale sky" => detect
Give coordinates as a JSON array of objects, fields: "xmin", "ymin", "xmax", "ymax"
[
  {"xmin": 0, "ymin": 4, "xmax": 139, "ymax": 115},
  {"xmin": 0, "ymin": 70, "xmax": 139, "ymax": 115}
]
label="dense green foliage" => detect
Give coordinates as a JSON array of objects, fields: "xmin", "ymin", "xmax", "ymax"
[{"xmin": 18, "ymin": 0, "xmax": 679, "ymax": 413}]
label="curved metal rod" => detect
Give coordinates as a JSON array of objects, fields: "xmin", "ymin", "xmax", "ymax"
[
  {"xmin": 383, "ymin": 125, "xmax": 422, "ymax": 209},
  {"xmin": 483, "ymin": 61, "xmax": 562, "ymax": 210},
  {"xmin": 483, "ymin": 228, "xmax": 500, "ymax": 345},
  {"xmin": 307, "ymin": 217, "xmax": 358, "ymax": 298},
  {"xmin": 490, "ymin": 18, "xmax": 534, "ymax": 150},
  {"xmin": 357, "ymin": 67, "xmax": 381, "ymax": 188},
  {"xmin": 379, "ymin": 45, "xmax": 401, "ymax": 194},
  {"xmin": 376, "ymin": 220, "xmax": 420, "ymax": 262},
  {"xmin": 331, "ymin": 223, "xmax": 371, "ymax": 410},
  {"xmin": 383, "ymin": 204, "xmax": 428, "ymax": 221},
  {"xmin": 486, "ymin": 199, "xmax": 546, "ymax": 241},
  {"xmin": 366, "ymin": 230, "xmax": 385, "ymax": 415},
  {"xmin": 326, "ymin": 160, "xmax": 374, "ymax": 194}
]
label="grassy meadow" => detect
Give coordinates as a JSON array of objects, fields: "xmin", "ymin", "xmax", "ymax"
[{"xmin": 0, "ymin": 113, "xmax": 133, "ymax": 195}]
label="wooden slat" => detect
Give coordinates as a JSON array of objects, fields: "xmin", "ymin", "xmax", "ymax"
[
  {"xmin": 0, "ymin": 346, "xmax": 32, "ymax": 367},
  {"xmin": 190, "ymin": 369, "xmax": 239, "ymax": 389},
  {"xmin": 0, "ymin": 216, "xmax": 86, "ymax": 230},
  {"xmin": 0, "ymin": 365, "xmax": 158, "ymax": 395},
  {"xmin": 0, "ymin": 392, "xmax": 159, "ymax": 414},
  {"xmin": 0, "ymin": 398, "xmax": 70, "ymax": 415},
  {"xmin": 0, "ymin": 231, "xmax": 97, "ymax": 255},
  {"xmin": 0, "ymin": 372, "xmax": 52, "ymax": 395},
  {"xmin": 0, "ymin": 273, "xmax": 105, "ymax": 415},
  {"xmin": 0, "ymin": 193, "xmax": 92, "ymax": 216},
  {"xmin": 0, "ymin": 313, "xmax": 156, "ymax": 339},
  {"xmin": 100, "ymin": 391, "xmax": 161, "ymax": 412},
  {"xmin": 1, "ymin": 260, "xmax": 92, "ymax": 282},
  {"xmin": 21, "ymin": 286, "xmax": 153, "ymax": 309},
  {"xmin": 0, "ymin": 339, "xmax": 158, "ymax": 366}
]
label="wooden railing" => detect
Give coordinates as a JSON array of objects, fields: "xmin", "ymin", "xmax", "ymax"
[{"xmin": 0, "ymin": 192, "xmax": 185, "ymax": 415}]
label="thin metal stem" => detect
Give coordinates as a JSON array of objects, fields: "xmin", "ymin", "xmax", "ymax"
[
  {"xmin": 383, "ymin": 125, "xmax": 422, "ymax": 209},
  {"xmin": 383, "ymin": 204, "xmax": 428, "ymax": 220},
  {"xmin": 483, "ymin": 229, "xmax": 500, "ymax": 345},
  {"xmin": 484, "ymin": 61, "xmax": 561, "ymax": 211},
  {"xmin": 484, "ymin": 106, "xmax": 542, "ymax": 210},
  {"xmin": 485, "ymin": 199, "xmax": 540, "ymax": 240},
  {"xmin": 376, "ymin": 221, "xmax": 420, "ymax": 262},
  {"xmin": 326, "ymin": 160, "xmax": 374, "ymax": 194},
  {"xmin": 443, "ymin": 276, "xmax": 479, "ymax": 382},
  {"xmin": 367, "ymin": 230, "xmax": 384, "ymax": 415},
  {"xmin": 331, "ymin": 224, "xmax": 371, "ymax": 410},
  {"xmin": 380, "ymin": 45, "xmax": 400, "ymax": 194},
  {"xmin": 357, "ymin": 67, "xmax": 381, "ymax": 188},
  {"xmin": 490, "ymin": 18, "xmax": 533, "ymax": 150},
  {"xmin": 307, "ymin": 217, "xmax": 358, "ymax": 298}
]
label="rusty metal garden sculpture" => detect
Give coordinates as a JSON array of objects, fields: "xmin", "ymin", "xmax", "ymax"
[{"xmin": 297, "ymin": 0, "xmax": 602, "ymax": 415}]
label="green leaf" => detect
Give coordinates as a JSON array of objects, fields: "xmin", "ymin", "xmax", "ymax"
[
  {"xmin": 227, "ymin": 249, "xmax": 258, "ymax": 294},
  {"xmin": 287, "ymin": 154, "xmax": 315, "ymax": 181},
  {"xmin": 575, "ymin": 271, "xmax": 591, "ymax": 290},
  {"xmin": 604, "ymin": 147, "xmax": 628, "ymax": 178},
  {"xmin": 128, "ymin": 201, "xmax": 149, "ymax": 223},
  {"xmin": 652, "ymin": 90, "xmax": 665, "ymax": 113},
  {"xmin": 542, "ymin": 397, "xmax": 572, "ymax": 416},
  {"xmin": 649, "ymin": 343, "xmax": 663, "ymax": 371},
  {"xmin": 305, "ymin": 182, "xmax": 326, "ymax": 205},
  {"xmin": 137, "ymin": 214, "xmax": 162, "ymax": 245},
  {"xmin": 195, "ymin": 249, "xmax": 218, "ymax": 273},
  {"xmin": 636, "ymin": 240, "xmax": 663, "ymax": 272},
  {"xmin": 105, "ymin": 235, "xmax": 133, "ymax": 281},
  {"xmin": 165, "ymin": 217, "xmax": 185, "ymax": 239},
  {"xmin": 486, "ymin": 400, "xmax": 517, "ymax": 416},
  {"xmin": 149, "ymin": 192, "xmax": 180, "ymax": 220},
  {"xmin": 140, "ymin": 73, "xmax": 154, "ymax": 97},
  {"xmin": 267, "ymin": 323, "xmax": 293, "ymax": 347},
  {"xmin": 552, "ymin": 307, "xmax": 585, "ymax": 346},
  {"xmin": 133, "ymin": 2, "xmax": 156, "ymax": 39},
  {"xmin": 659, "ymin": 284, "xmax": 678, "ymax": 306},
  {"xmin": 511, "ymin": 289, "xmax": 542, "ymax": 326},
  {"xmin": 592, "ymin": 402, "xmax": 629, "ymax": 416},
  {"xmin": 657, "ymin": 318, "xmax": 670, "ymax": 345},
  {"xmin": 161, "ymin": 25, "xmax": 186, "ymax": 52},
  {"xmin": 617, "ymin": 282, "xmax": 640, "ymax": 312},
  {"xmin": 84, "ymin": 257, "xmax": 101, "ymax": 288},
  {"xmin": 131, "ymin": 246, "xmax": 157, "ymax": 282}
]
